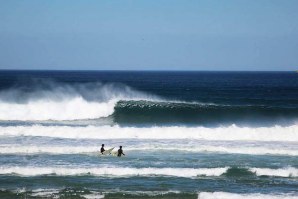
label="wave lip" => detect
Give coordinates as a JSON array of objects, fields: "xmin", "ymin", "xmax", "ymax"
[
  {"xmin": 1, "ymin": 124, "xmax": 298, "ymax": 142},
  {"xmin": 198, "ymin": 192, "xmax": 298, "ymax": 199},
  {"xmin": 0, "ymin": 81, "xmax": 157, "ymax": 121},
  {"xmin": 0, "ymin": 97, "xmax": 117, "ymax": 121}
]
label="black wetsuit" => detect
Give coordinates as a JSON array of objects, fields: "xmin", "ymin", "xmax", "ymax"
[
  {"xmin": 117, "ymin": 149, "xmax": 125, "ymax": 157},
  {"xmin": 100, "ymin": 147, "xmax": 105, "ymax": 154}
]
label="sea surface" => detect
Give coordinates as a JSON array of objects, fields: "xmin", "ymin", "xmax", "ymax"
[{"xmin": 0, "ymin": 70, "xmax": 297, "ymax": 199}]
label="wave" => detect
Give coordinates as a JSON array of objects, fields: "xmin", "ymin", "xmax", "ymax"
[
  {"xmin": 0, "ymin": 166, "xmax": 228, "ymax": 177},
  {"xmin": 0, "ymin": 145, "xmax": 297, "ymax": 156},
  {"xmin": 0, "ymin": 97, "xmax": 117, "ymax": 121},
  {"xmin": 1, "ymin": 99, "xmax": 297, "ymax": 124},
  {"xmin": 0, "ymin": 80, "xmax": 297, "ymax": 125},
  {"xmin": 250, "ymin": 167, "xmax": 298, "ymax": 177},
  {"xmin": 113, "ymin": 100, "xmax": 298, "ymax": 125},
  {"xmin": 198, "ymin": 192, "xmax": 298, "ymax": 199},
  {"xmin": 0, "ymin": 81, "xmax": 156, "ymax": 121},
  {"xmin": 0, "ymin": 166, "xmax": 297, "ymax": 178},
  {"xmin": 0, "ymin": 124, "xmax": 297, "ymax": 142}
]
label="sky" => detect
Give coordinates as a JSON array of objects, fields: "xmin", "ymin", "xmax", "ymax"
[{"xmin": 0, "ymin": 0, "xmax": 297, "ymax": 71}]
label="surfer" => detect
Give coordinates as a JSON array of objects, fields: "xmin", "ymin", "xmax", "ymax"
[
  {"xmin": 100, "ymin": 144, "xmax": 105, "ymax": 154},
  {"xmin": 117, "ymin": 146, "xmax": 125, "ymax": 157}
]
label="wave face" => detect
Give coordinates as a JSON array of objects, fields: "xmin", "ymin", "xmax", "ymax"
[{"xmin": 113, "ymin": 100, "xmax": 298, "ymax": 125}]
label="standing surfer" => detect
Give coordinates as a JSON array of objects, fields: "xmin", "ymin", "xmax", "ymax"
[
  {"xmin": 117, "ymin": 146, "xmax": 125, "ymax": 157},
  {"xmin": 100, "ymin": 144, "xmax": 105, "ymax": 154}
]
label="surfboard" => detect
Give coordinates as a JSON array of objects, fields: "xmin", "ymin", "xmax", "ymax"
[
  {"xmin": 101, "ymin": 147, "xmax": 115, "ymax": 155},
  {"xmin": 111, "ymin": 150, "xmax": 118, "ymax": 156}
]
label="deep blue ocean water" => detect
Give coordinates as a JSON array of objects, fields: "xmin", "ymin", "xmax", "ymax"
[{"xmin": 0, "ymin": 71, "xmax": 297, "ymax": 198}]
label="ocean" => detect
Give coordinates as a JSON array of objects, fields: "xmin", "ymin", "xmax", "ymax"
[{"xmin": 0, "ymin": 70, "xmax": 297, "ymax": 199}]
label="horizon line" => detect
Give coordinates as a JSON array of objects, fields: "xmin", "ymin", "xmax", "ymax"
[{"xmin": 0, "ymin": 68, "xmax": 296, "ymax": 72}]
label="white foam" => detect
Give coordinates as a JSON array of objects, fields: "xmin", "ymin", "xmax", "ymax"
[
  {"xmin": 0, "ymin": 166, "xmax": 228, "ymax": 177},
  {"xmin": 0, "ymin": 97, "xmax": 116, "ymax": 120},
  {"xmin": 30, "ymin": 189, "xmax": 60, "ymax": 197},
  {"xmin": 0, "ymin": 82, "xmax": 155, "ymax": 121},
  {"xmin": 29, "ymin": 189, "xmax": 104, "ymax": 199},
  {"xmin": 0, "ymin": 145, "xmax": 297, "ymax": 156},
  {"xmin": 0, "ymin": 124, "xmax": 297, "ymax": 142},
  {"xmin": 250, "ymin": 167, "xmax": 298, "ymax": 177},
  {"xmin": 83, "ymin": 193, "xmax": 105, "ymax": 199},
  {"xmin": 198, "ymin": 192, "xmax": 298, "ymax": 199},
  {"xmin": 1, "ymin": 166, "xmax": 297, "ymax": 178}
]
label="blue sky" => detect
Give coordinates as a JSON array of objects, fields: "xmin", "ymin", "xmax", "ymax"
[{"xmin": 0, "ymin": 0, "xmax": 297, "ymax": 71}]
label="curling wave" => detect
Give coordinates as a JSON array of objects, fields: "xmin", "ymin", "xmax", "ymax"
[
  {"xmin": 0, "ymin": 81, "xmax": 156, "ymax": 121},
  {"xmin": 113, "ymin": 100, "xmax": 298, "ymax": 125}
]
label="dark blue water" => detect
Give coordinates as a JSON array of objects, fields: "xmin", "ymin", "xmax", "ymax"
[{"xmin": 0, "ymin": 70, "xmax": 297, "ymax": 198}]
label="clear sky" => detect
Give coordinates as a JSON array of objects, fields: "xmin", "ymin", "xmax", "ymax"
[{"xmin": 0, "ymin": 0, "xmax": 297, "ymax": 71}]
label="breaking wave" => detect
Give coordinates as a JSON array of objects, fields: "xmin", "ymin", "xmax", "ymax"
[
  {"xmin": 0, "ymin": 80, "xmax": 297, "ymax": 125},
  {"xmin": 0, "ymin": 166, "xmax": 228, "ymax": 177},
  {"xmin": 0, "ymin": 81, "xmax": 156, "ymax": 121},
  {"xmin": 0, "ymin": 124, "xmax": 297, "ymax": 142},
  {"xmin": 0, "ymin": 166, "xmax": 297, "ymax": 178}
]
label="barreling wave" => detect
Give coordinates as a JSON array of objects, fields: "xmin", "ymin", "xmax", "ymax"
[
  {"xmin": 0, "ymin": 124, "xmax": 297, "ymax": 142},
  {"xmin": 0, "ymin": 79, "xmax": 297, "ymax": 125},
  {"xmin": 0, "ymin": 166, "xmax": 297, "ymax": 178},
  {"xmin": 113, "ymin": 100, "xmax": 298, "ymax": 125}
]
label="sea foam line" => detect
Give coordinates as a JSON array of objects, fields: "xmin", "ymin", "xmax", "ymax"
[
  {"xmin": 0, "ymin": 167, "xmax": 228, "ymax": 177},
  {"xmin": 0, "ymin": 124, "xmax": 298, "ymax": 142},
  {"xmin": 198, "ymin": 192, "xmax": 298, "ymax": 199},
  {"xmin": 0, "ymin": 145, "xmax": 297, "ymax": 156},
  {"xmin": 0, "ymin": 167, "xmax": 297, "ymax": 178}
]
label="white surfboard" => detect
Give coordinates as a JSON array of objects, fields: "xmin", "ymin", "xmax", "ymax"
[{"xmin": 101, "ymin": 147, "xmax": 114, "ymax": 155}]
